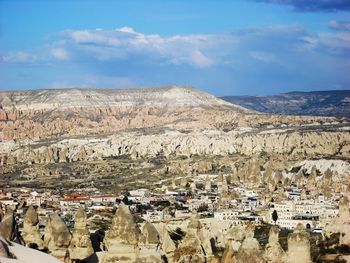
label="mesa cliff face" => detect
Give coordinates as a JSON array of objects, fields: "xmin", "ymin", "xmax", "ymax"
[{"xmin": 1, "ymin": 86, "xmax": 350, "ymax": 166}]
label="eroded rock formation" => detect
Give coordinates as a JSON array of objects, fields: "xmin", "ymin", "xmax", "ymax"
[
  {"xmin": 0, "ymin": 87, "xmax": 245, "ymax": 142},
  {"xmin": 285, "ymin": 223, "xmax": 312, "ymax": 263},
  {"xmin": 3, "ymin": 130, "xmax": 350, "ymax": 167},
  {"xmin": 175, "ymin": 213, "xmax": 213, "ymax": 263},
  {"xmin": 324, "ymin": 196, "xmax": 350, "ymax": 247},
  {"xmin": 141, "ymin": 222, "xmax": 160, "ymax": 245},
  {"xmin": 0, "ymin": 209, "xmax": 15, "ymax": 241},
  {"xmin": 102, "ymin": 202, "xmax": 140, "ymax": 263},
  {"xmin": 68, "ymin": 207, "xmax": 93, "ymax": 262},
  {"xmin": 139, "ymin": 222, "xmax": 162, "ymax": 263},
  {"xmin": 22, "ymin": 206, "xmax": 44, "ymax": 249},
  {"xmin": 1, "ymin": 87, "xmax": 350, "ymax": 169},
  {"xmin": 235, "ymin": 224, "xmax": 262, "ymax": 263},
  {"xmin": 104, "ymin": 202, "xmax": 140, "ymax": 248},
  {"xmin": 44, "ymin": 213, "xmax": 72, "ymax": 261},
  {"xmin": 0, "ymin": 235, "xmax": 62, "ymax": 263},
  {"xmin": 156, "ymin": 223, "xmax": 176, "ymax": 262},
  {"xmin": 264, "ymin": 226, "xmax": 285, "ymax": 263},
  {"xmin": 225, "ymin": 225, "xmax": 246, "ymax": 253}
]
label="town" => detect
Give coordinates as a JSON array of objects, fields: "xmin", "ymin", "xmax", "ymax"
[
  {"xmin": 1, "ymin": 165, "xmax": 348, "ymax": 235},
  {"xmin": 2, "ymin": 163, "xmax": 350, "ymax": 262}
]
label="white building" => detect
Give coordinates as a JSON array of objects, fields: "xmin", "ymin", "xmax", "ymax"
[
  {"xmin": 27, "ymin": 191, "xmax": 42, "ymax": 206},
  {"xmin": 0, "ymin": 198, "xmax": 17, "ymax": 206},
  {"xmin": 214, "ymin": 209, "xmax": 241, "ymax": 220},
  {"xmin": 90, "ymin": 195, "xmax": 116, "ymax": 203},
  {"xmin": 142, "ymin": 210, "xmax": 164, "ymax": 222},
  {"xmin": 214, "ymin": 209, "xmax": 263, "ymax": 225},
  {"xmin": 174, "ymin": 209, "xmax": 191, "ymax": 218},
  {"xmin": 269, "ymin": 200, "xmax": 338, "ymax": 230},
  {"xmin": 129, "ymin": 189, "xmax": 149, "ymax": 197}
]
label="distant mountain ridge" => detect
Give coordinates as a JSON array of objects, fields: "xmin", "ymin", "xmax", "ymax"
[{"xmin": 221, "ymin": 90, "xmax": 350, "ymax": 117}]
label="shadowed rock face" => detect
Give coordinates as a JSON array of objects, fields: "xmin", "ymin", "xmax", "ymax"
[
  {"xmin": 221, "ymin": 243, "xmax": 235, "ymax": 263},
  {"xmin": 138, "ymin": 222, "xmax": 163, "ymax": 263},
  {"xmin": 24, "ymin": 206, "xmax": 39, "ymax": 225}
]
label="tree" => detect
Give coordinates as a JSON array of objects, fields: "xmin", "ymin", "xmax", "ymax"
[
  {"xmin": 122, "ymin": 195, "xmax": 130, "ymax": 205},
  {"xmin": 272, "ymin": 209, "xmax": 278, "ymax": 224}
]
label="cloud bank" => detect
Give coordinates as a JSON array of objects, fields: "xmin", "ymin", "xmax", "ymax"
[{"xmin": 3, "ymin": 26, "xmax": 349, "ymax": 65}]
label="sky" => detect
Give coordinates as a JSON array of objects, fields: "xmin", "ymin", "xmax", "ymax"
[{"xmin": 0, "ymin": 0, "xmax": 349, "ymax": 96}]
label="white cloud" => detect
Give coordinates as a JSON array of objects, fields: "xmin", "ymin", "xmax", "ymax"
[
  {"xmin": 117, "ymin": 27, "xmax": 137, "ymax": 34},
  {"xmin": 51, "ymin": 48, "xmax": 69, "ymax": 60},
  {"xmin": 70, "ymin": 30, "xmax": 100, "ymax": 42},
  {"xmin": 60, "ymin": 28, "xmax": 223, "ymax": 67},
  {"xmin": 189, "ymin": 50, "xmax": 213, "ymax": 68},
  {"xmin": 1, "ymin": 51, "xmax": 36, "ymax": 63},
  {"xmin": 2, "ymin": 25, "xmax": 349, "ymax": 70},
  {"xmin": 300, "ymin": 32, "xmax": 350, "ymax": 54}
]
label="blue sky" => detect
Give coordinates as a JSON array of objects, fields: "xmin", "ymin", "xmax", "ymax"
[{"xmin": 0, "ymin": 0, "xmax": 349, "ymax": 95}]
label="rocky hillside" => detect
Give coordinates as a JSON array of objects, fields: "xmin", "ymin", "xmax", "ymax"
[
  {"xmin": 2, "ymin": 129, "xmax": 349, "ymax": 166},
  {"xmin": 1, "ymin": 86, "xmax": 350, "ymax": 167},
  {"xmin": 0, "ymin": 86, "xmax": 251, "ymax": 141},
  {"xmin": 0, "ymin": 87, "xmax": 345, "ymax": 142},
  {"xmin": 221, "ymin": 90, "xmax": 350, "ymax": 117}
]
